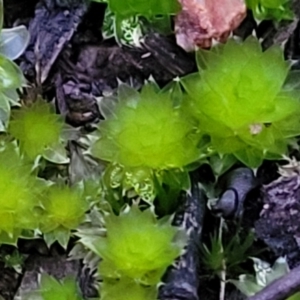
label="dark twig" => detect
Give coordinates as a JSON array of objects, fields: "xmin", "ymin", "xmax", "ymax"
[
  {"xmin": 159, "ymin": 171, "xmax": 206, "ymax": 300},
  {"xmin": 248, "ymin": 264, "xmax": 300, "ymax": 300}
]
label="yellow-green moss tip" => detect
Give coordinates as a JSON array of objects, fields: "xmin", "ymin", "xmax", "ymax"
[
  {"xmin": 40, "ymin": 184, "xmax": 89, "ymax": 233},
  {"xmin": 9, "ymin": 99, "xmax": 64, "ymax": 159}
]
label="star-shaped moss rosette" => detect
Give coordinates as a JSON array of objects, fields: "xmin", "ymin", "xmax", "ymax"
[
  {"xmin": 78, "ymin": 204, "xmax": 187, "ymax": 285},
  {"xmin": 39, "ymin": 184, "xmax": 89, "ymax": 249},
  {"xmin": 245, "ymin": 0, "xmax": 293, "ymax": 21},
  {"xmin": 181, "ymin": 37, "xmax": 300, "ymax": 168},
  {"xmin": 91, "ymin": 83, "xmax": 202, "ymax": 202},
  {"xmin": 22, "ymin": 273, "xmax": 83, "ymax": 300},
  {"xmin": 100, "ymin": 277, "xmax": 158, "ymax": 300},
  {"xmin": 8, "ymin": 99, "xmax": 67, "ymax": 163},
  {"xmin": 0, "ymin": 142, "xmax": 41, "ymax": 245}
]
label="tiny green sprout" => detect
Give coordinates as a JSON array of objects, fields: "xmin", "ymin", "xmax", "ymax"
[
  {"xmin": 0, "ymin": 249, "xmax": 25, "ymax": 274},
  {"xmin": 0, "ymin": 142, "xmax": 40, "ymax": 245},
  {"xmin": 91, "ymin": 83, "xmax": 201, "ymax": 201},
  {"xmin": 39, "ymin": 184, "xmax": 89, "ymax": 249},
  {"xmin": 22, "ymin": 273, "xmax": 83, "ymax": 300},
  {"xmin": 100, "ymin": 277, "xmax": 158, "ymax": 300},
  {"xmin": 182, "ymin": 37, "xmax": 300, "ymax": 168},
  {"xmin": 245, "ymin": 0, "xmax": 293, "ymax": 21},
  {"xmin": 9, "ymin": 99, "xmax": 65, "ymax": 160},
  {"xmin": 201, "ymin": 229, "xmax": 255, "ymax": 278},
  {"xmin": 79, "ymin": 203, "xmax": 187, "ymax": 285}
]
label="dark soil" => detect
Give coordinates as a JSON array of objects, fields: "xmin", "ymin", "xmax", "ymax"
[{"xmin": 2, "ymin": 1, "xmax": 300, "ymax": 300}]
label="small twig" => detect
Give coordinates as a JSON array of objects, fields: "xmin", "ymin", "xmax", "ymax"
[
  {"xmin": 219, "ymin": 258, "xmax": 226, "ymax": 300},
  {"xmin": 248, "ymin": 264, "xmax": 300, "ymax": 300},
  {"xmin": 159, "ymin": 171, "xmax": 206, "ymax": 300},
  {"xmin": 218, "ymin": 219, "xmax": 226, "ymax": 300}
]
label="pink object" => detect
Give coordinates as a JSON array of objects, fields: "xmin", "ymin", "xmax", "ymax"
[{"xmin": 175, "ymin": 0, "xmax": 247, "ymax": 51}]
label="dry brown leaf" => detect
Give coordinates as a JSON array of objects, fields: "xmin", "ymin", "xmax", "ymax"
[{"xmin": 175, "ymin": 0, "xmax": 247, "ymax": 51}]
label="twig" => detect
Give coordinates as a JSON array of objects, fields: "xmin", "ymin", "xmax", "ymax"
[
  {"xmin": 219, "ymin": 258, "xmax": 226, "ymax": 300},
  {"xmin": 248, "ymin": 264, "xmax": 300, "ymax": 300},
  {"xmin": 218, "ymin": 219, "xmax": 226, "ymax": 300},
  {"xmin": 159, "ymin": 171, "xmax": 206, "ymax": 300}
]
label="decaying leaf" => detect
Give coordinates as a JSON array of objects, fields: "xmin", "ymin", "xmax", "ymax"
[{"xmin": 175, "ymin": 0, "xmax": 247, "ymax": 51}]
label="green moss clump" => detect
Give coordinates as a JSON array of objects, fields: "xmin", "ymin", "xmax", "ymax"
[
  {"xmin": 39, "ymin": 184, "xmax": 89, "ymax": 248},
  {"xmin": 92, "ymin": 83, "xmax": 200, "ymax": 170},
  {"xmin": 91, "ymin": 83, "xmax": 201, "ymax": 201},
  {"xmin": 0, "ymin": 142, "xmax": 40, "ymax": 244},
  {"xmin": 79, "ymin": 204, "xmax": 186, "ymax": 285},
  {"xmin": 182, "ymin": 37, "xmax": 300, "ymax": 167},
  {"xmin": 9, "ymin": 99, "xmax": 64, "ymax": 159}
]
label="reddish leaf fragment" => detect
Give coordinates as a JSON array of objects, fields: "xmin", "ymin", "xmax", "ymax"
[{"xmin": 175, "ymin": 0, "xmax": 247, "ymax": 51}]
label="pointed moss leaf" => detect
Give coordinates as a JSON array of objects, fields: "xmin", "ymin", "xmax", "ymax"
[
  {"xmin": 69, "ymin": 143, "xmax": 103, "ymax": 184},
  {"xmin": 98, "ymin": 95, "xmax": 119, "ymax": 119},
  {"xmin": 0, "ymin": 54, "xmax": 25, "ymax": 89},
  {"xmin": 179, "ymin": 73, "xmax": 202, "ymax": 103},
  {"xmin": 263, "ymin": 257, "xmax": 289, "ymax": 284},
  {"xmin": 5, "ymin": 89, "xmax": 20, "ymax": 106},
  {"xmin": 9, "ymin": 99, "xmax": 64, "ymax": 159},
  {"xmin": 229, "ymin": 275, "xmax": 263, "ymax": 297},
  {"xmin": 209, "ymin": 154, "xmax": 237, "ymax": 177},
  {"xmin": 100, "ymin": 277, "xmax": 158, "ymax": 300},
  {"xmin": 162, "ymin": 79, "xmax": 184, "ymax": 107},
  {"xmin": 0, "ymin": 26, "xmax": 30, "ymax": 60},
  {"xmin": 160, "ymin": 169, "xmax": 191, "ymax": 192},
  {"xmin": 43, "ymin": 143, "xmax": 69, "ymax": 164},
  {"xmin": 53, "ymin": 227, "xmax": 71, "ymax": 249},
  {"xmin": 43, "ymin": 231, "xmax": 58, "ymax": 248},
  {"xmin": 118, "ymin": 83, "xmax": 140, "ymax": 108},
  {"xmin": 282, "ymin": 70, "xmax": 300, "ymax": 96},
  {"xmin": 80, "ymin": 204, "xmax": 187, "ymax": 284},
  {"xmin": 183, "ymin": 37, "xmax": 300, "ymax": 168},
  {"xmin": 0, "ymin": 91, "xmax": 10, "ymax": 129},
  {"xmin": 0, "ymin": 229, "xmax": 21, "ymax": 246},
  {"xmin": 196, "ymin": 48, "xmax": 221, "ymax": 71},
  {"xmin": 234, "ymin": 148, "xmax": 264, "ymax": 168}
]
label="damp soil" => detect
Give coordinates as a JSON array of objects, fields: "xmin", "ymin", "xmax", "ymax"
[{"xmin": 2, "ymin": 1, "xmax": 300, "ymax": 299}]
